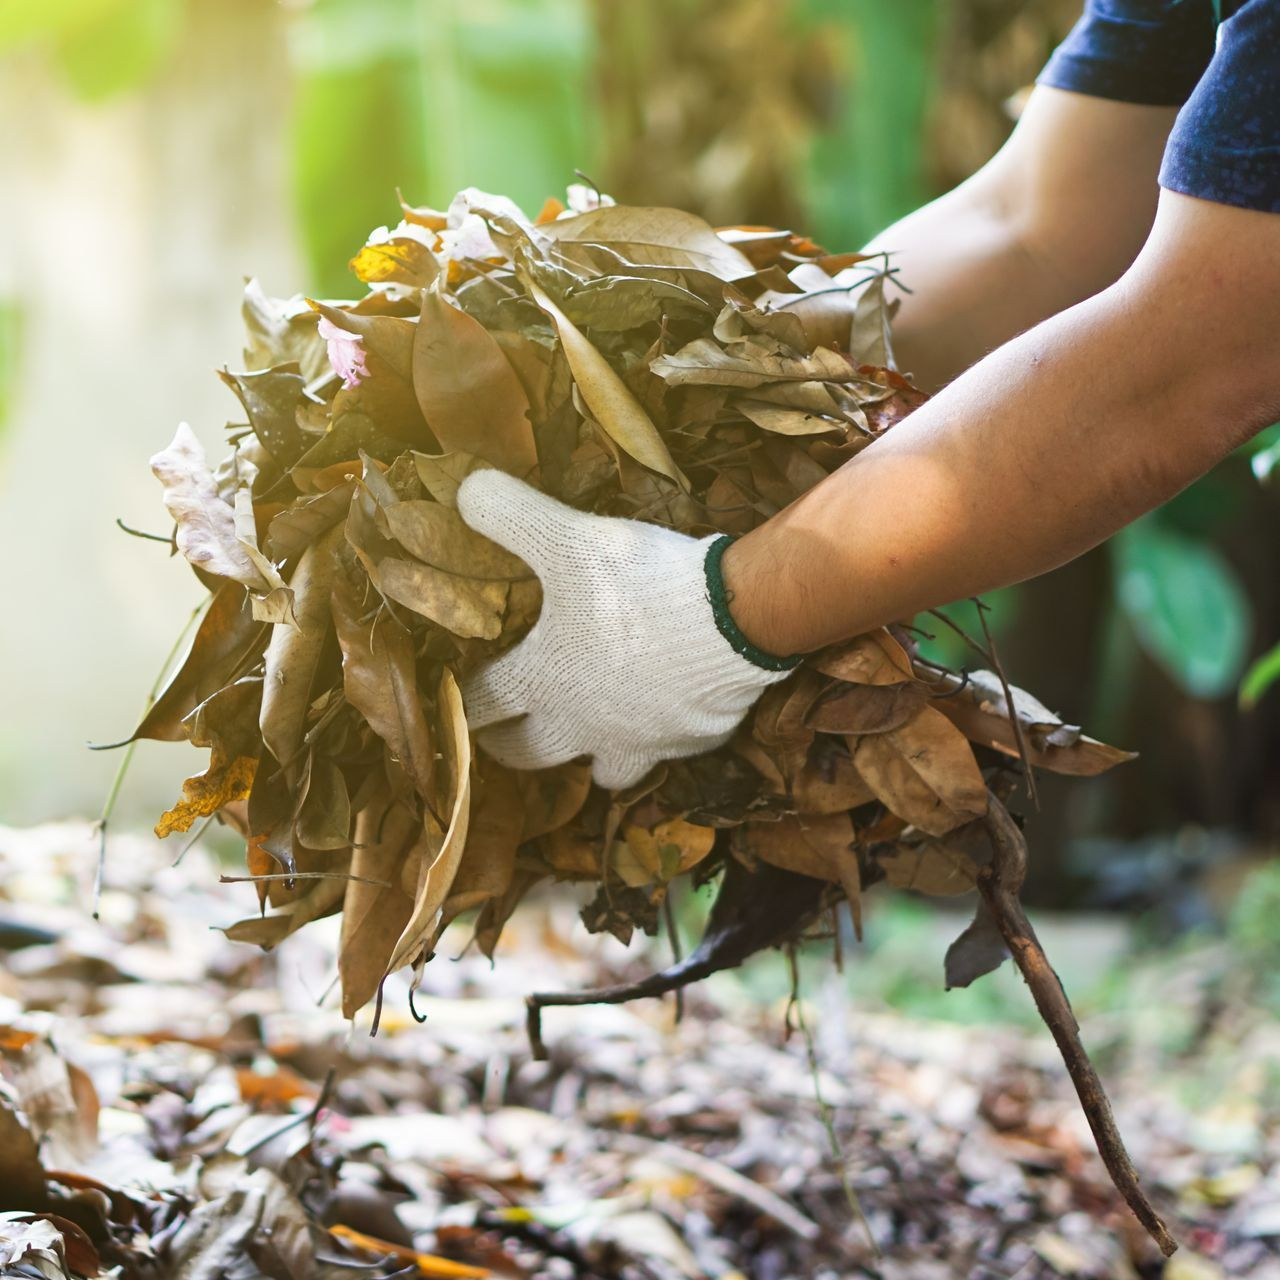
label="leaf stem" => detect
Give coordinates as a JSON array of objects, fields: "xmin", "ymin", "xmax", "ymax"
[
  {"xmin": 787, "ymin": 948, "xmax": 879, "ymax": 1257},
  {"xmin": 91, "ymin": 598, "xmax": 209, "ymax": 916}
]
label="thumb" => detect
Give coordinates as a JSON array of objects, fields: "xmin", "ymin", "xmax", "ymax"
[{"xmin": 455, "ymin": 469, "xmax": 582, "ymax": 578}]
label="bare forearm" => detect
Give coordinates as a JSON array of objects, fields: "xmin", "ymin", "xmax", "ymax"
[
  {"xmin": 726, "ymin": 194, "xmax": 1280, "ymax": 656},
  {"xmin": 860, "ymin": 186, "xmax": 1062, "ymax": 392},
  {"xmin": 862, "ymin": 88, "xmax": 1175, "ymax": 392}
]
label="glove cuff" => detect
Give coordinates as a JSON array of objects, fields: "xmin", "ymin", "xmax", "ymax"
[{"xmin": 703, "ymin": 535, "xmax": 803, "ymax": 674}]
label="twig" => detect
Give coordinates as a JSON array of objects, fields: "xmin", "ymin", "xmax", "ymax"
[
  {"xmin": 787, "ymin": 950, "xmax": 878, "ymax": 1255},
  {"xmin": 663, "ymin": 891, "xmax": 684, "ymax": 1025},
  {"xmin": 929, "ymin": 605, "xmax": 1038, "ymax": 809},
  {"xmin": 219, "ymin": 871, "xmax": 393, "ymax": 887},
  {"xmin": 525, "ymin": 859, "xmax": 827, "ymax": 1060},
  {"xmin": 610, "ymin": 1132, "xmax": 821, "ymax": 1243},
  {"xmin": 573, "ymin": 168, "xmax": 604, "ymax": 206},
  {"xmin": 978, "ymin": 794, "xmax": 1177, "ymax": 1257},
  {"xmin": 172, "ymin": 813, "xmax": 215, "ymax": 867},
  {"xmin": 115, "ymin": 518, "xmax": 175, "ymax": 545},
  {"xmin": 90, "ymin": 599, "xmax": 208, "ymax": 916},
  {"xmin": 238, "ymin": 1066, "xmax": 337, "ymax": 1157},
  {"xmin": 974, "ymin": 597, "xmax": 1039, "ymax": 810}
]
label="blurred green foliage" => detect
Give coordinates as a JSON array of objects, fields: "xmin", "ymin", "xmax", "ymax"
[
  {"xmin": 0, "ymin": 0, "xmax": 182, "ymax": 96},
  {"xmin": 1241, "ymin": 642, "xmax": 1280, "ymax": 709},
  {"xmin": 1112, "ymin": 511, "xmax": 1251, "ymax": 701},
  {"xmin": 289, "ymin": 0, "xmax": 594, "ymax": 297},
  {"xmin": 801, "ymin": 0, "xmax": 942, "ymax": 248}
]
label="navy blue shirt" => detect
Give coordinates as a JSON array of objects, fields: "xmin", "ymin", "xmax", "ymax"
[{"xmin": 1038, "ymin": 0, "xmax": 1280, "ymax": 213}]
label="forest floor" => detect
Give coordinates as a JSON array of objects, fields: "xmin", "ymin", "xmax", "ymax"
[{"xmin": 0, "ymin": 821, "xmax": 1277, "ymax": 1280}]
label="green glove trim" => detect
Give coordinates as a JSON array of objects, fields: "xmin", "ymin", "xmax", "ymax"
[{"xmin": 703, "ymin": 535, "xmax": 803, "ymax": 673}]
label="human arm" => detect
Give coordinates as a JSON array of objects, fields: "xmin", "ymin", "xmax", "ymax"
[
  {"xmin": 455, "ymin": 190, "xmax": 1279, "ymax": 787},
  {"xmin": 723, "ymin": 189, "xmax": 1280, "ymax": 655},
  {"xmin": 862, "ymin": 85, "xmax": 1177, "ymax": 392},
  {"xmin": 456, "ymin": 0, "xmax": 1280, "ymax": 788}
]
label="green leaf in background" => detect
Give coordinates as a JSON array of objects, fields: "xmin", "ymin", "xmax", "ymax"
[
  {"xmin": 914, "ymin": 587, "xmax": 1020, "ymax": 672},
  {"xmin": 1246, "ymin": 421, "xmax": 1280, "ymax": 485},
  {"xmin": 288, "ymin": 0, "xmax": 595, "ymax": 299},
  {"xmin": 1158, "ymin": 466, "xmax": 1245, "ymax": 538},
  {"xmin": 0, "ymin": 0, "xmax": 128, "ymax": 51},
  {"xmin": 1111, "ymin": 514, "xmax": 1252, "ymax": 700},
  {"xmin": 53, "ymin": 0, "xmax": 182, "ymax": 101},
  {"xmin": 1240, "ymin": 641, "xmax": 1280, "ymax": 710},
  {"xmin": 290, "ymin": 0, "xmax": 431, "ymax": 298},
  {"xmin": 800, "ymin": 0, "xmax": 942, "ymax": 249},
  {"xmin": 418, "ymin": 0, "xmax": 594, "ymax": 208}
]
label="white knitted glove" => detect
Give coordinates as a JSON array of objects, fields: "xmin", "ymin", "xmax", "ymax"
[{"xmin": 455, "ymin": 470, "xmax": 800, "ymax": 790}]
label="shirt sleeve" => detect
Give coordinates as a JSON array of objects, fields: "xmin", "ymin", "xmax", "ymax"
[
  {"xmin": 1037, "ymin": 0, "xmax": 1217, "ymax": 107},
  {"xmin": 1159, "ymin": 0, "xmax": 1280, "ymax": 214}
]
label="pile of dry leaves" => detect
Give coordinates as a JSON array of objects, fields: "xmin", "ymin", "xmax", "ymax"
[
  {"xmin": 2, "ymin": 823, "xmax": 1277, "ymax": 1279},
  {"xmin": 124, "ymin": 185, "xmax": 1131, "ymax": 1022}
]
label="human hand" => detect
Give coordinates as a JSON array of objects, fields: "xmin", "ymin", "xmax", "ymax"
[{"xmin": 455, "ymin": 471, "xmax": 799, "ymax": 789}]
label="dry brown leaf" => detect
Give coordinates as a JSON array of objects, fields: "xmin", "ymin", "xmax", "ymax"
[
  {"xmin": 790, "ymin": 741, "xmax": 876, "ymax": 814},
  {"xmin": 518, "ymin": 761, "xmax": 593, "ymax": 841},
  {"xmin": 537, "ymin": 204, "xmax": 756, "ymax": 279},
  {"xmin": 258, "ymin": 526, "xmax": 342, "ymax": 776},
  {"xmin": 851, "ymin": 705, "xmax": 988, "ymax": 837},
  {"xmin": 133, "ymin": 582, "xmax": 264, "ymax": 743},
  {"xmin": 877, "ymin": 837, "xmax": 980, "ymax": 896},
  {"xmin": 814, "ymin": 629, "xmax": 916, "ymax": 685},
  {"xmin": 380, "ymin": 500, "xmax": 532, "ymax": 581},
  {"xmin": 331, "ymin": 574, "xmax": 435, "ymax": 801},
  {"xmin": 934, "ymin": 670, "xmax": 1136, "ymax": 777},
  {"xmin": 222, "ymin": 873, "xmax": 346, "ymax": 948},
  {"xmin": 387, "ymin": 669, "xmax": 473, "ymax": 972},
  {"xmin": 808, "ymin": 681, "xmax": 924, "ymax": 735},
  {"xmin": 541, "ymin": 824, "xmax": 601, "ymax": 879},
  {"xmin": 414, "ymin": 289, "xmax": 538, "ymax": 476},
  {"xmin": 526, "ymin": 280, "xmax": 685, "ymax": 487},
  {"xmin": 376, "ymin": 558, "xmax": 508, "ymax": 641},
  {"xmin": 442, "ymin": 762, "xmax": 524, "ymax": 919},
  {"xmin": 339, "ymin": 793, "xmax": 421, "ymax": 1018},
  {"xmin": 738, "ymin": 811, "xmax": 856, "ymax": 884},
  {"xmin": 412, "ymin": 450, "xmax": 485, "ymax": 507}
]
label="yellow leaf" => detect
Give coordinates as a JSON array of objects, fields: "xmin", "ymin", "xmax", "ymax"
[
  {"xmin": 348, "ymin": 238, "xmax": 439, "ymax": 289},
  {"xmin": 154, "ymin": 753, "xmax": 257, "ymax": 838},
  {"xmin": 623, "ymin": 818, "xmax": 715, "ymax": 883},
  {"xmin": 330, "ymin": 1224, "xmax": 490, "ymax": 1279}
]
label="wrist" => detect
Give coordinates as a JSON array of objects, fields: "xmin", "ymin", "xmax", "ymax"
[{"xmin": 709, "ymin": 535, "xmax": 803, "ymax": 669}]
